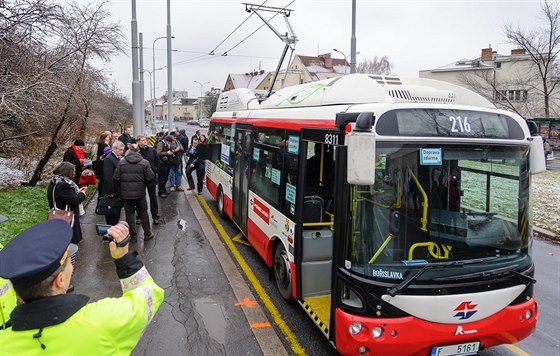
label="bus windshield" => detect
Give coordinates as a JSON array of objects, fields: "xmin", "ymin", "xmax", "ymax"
[{"xmin": 345, "ymin": 143, "xmax": 531, "ymax": 277}]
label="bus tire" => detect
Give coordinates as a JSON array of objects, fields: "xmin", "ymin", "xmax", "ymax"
[
  {"xmin": 274, "ymin": 243, "xmax": 293, "ymax": 302},
  {"xmin": 217, "ymin": 187, "xmax": 226, "ymax": 219}
]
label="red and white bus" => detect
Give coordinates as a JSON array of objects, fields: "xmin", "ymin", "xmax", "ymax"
[{"xmin": 205, "ymin": 74, "xmax": 544, "ymax": 355}]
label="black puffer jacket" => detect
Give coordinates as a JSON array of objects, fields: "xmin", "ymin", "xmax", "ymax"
[{"xmin": 113, "ymin": 152, "xmax": 155, "ymax": 200}]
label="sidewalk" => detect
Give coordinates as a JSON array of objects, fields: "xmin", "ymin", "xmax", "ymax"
[{"xmin": 73, "ymin": 190, "xmax": 267, "ymax": 355}]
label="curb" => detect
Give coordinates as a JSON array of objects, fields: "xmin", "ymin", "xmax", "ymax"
[{"xmin": 184, "ymin": 190, "xmax": 289, "ymax": 356}]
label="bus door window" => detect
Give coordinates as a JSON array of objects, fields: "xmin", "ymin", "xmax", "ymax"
[{"xmin": 304, "ymin": 143, "xmax": 335, "ymax": 215}]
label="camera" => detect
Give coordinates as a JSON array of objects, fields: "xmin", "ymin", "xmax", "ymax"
[
  {"xmin": 100, "ymin": 222, "xmax": 130, "ymax": 250},
  {"xmin": 96, "ymin": 224, "xmax": 111, "ymax": 235}
]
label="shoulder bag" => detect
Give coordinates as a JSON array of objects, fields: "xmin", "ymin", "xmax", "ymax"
[
  {"xmin": 47, "ymin": 183, "xmax": 75, "ymax": 227},
  {"xmin": 96, "ymin": 195, "xmax": 123, "ymax": 216}
]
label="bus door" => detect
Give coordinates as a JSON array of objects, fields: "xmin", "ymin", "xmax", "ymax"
[
  {"xmin": 297, "ymin": 128, "xmax": 344, "ymax": 338},
  {"xmin": 232, "ymin": 128, "xmax": 253, "ymax": 234}
]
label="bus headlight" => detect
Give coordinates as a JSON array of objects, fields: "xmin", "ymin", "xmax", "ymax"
[
  {"xmin": 525, "ymin": 309, "xmax": 533, "ymax": 320},
  {"xmin": 372, "ymin": 326, "xmax": 384, "ymax": 338},
  {"xmin": 349, "ymin": 322, "xmax": 363, "ymax": 335}
]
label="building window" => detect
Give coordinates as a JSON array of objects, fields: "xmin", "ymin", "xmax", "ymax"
[
  {"xmin": 495, "ymin": 62, "xmax": 502, "ymax": 69},
  {"xmin": 497, "ymin": 90, "xmax": 528, "ymax": 102}
]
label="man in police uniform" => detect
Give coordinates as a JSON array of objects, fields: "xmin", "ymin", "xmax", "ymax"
[
  {"xmin": 0, "ymin": 219, "xmax": 164, "ymax": 354},
  {"xmin": 0, "ymin": 243, "xmax": 17, "ymax": 330}
]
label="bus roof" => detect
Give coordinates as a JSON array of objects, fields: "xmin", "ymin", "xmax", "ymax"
[{"xmin": 215, "ymin": 74, "xmax": 495, "ymax": 113}]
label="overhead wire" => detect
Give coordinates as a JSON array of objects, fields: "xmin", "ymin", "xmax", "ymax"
[
  {"xmin": 221, "ymin": 0, "xmax": 296, "ymax": 56},
  {"xmin": 208, "ymin": 0, "xmax": 269, "ymax": 55}
]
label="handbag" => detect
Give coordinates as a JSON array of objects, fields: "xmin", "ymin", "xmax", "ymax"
[
  {"xmin": 96, "ymin": 196, "xmax": 123, "ymax": 216},
  {"xmin": 79, "ymin": 169, "xmax": 97, "ymax": 186},
  {"xmin": 47, "ymin": 183, "xmax": 75, "ymax": 226}
]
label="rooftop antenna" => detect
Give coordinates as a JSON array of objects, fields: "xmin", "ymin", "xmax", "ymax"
[{"xmin": 243, "ymin": 2, "xmax": 298, "ymax": 98}]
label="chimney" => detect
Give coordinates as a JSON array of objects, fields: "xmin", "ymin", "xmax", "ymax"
[
  {"xmin": 511, "ymin": 48, "xmax": 526, "ymax": 55},
  {"xmin": 481, "ymin": 47, "xmax": 493, "ymax": 60},
  {"xmin": 324, "ymin": 57, "xmax": 333, "ymax": 69}
]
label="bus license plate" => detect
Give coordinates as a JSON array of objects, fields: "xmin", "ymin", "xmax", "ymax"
[{"xmin": 430, "ymin": 341, "xmax": 480, "ymax": 356}]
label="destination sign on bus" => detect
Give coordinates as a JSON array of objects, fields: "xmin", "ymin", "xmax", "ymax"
[{"xmin": 376, "ymin": 109, "xmax": 525, "ymax": 139}]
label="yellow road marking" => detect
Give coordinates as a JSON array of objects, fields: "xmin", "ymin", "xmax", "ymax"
[
  {"xmin": 235, "ymin": 297, "xmax": 258, "ymax": 308},
  {"xmin": 232, "ymin": 232, "xmax": 252, "ymax": 246},
  {"xmin": 197, "ymin": 195, "xmax": 306, "ymax": 355},
  {"xmin": 503, "ymin": 344, "xmax": 531, "ymax": 356},
  {"xmin": 251, "ymin": 322, "xmax": 272, "ymax": 329}
]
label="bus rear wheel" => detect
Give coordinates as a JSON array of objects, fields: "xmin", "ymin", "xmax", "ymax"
[
  {"xmin": 274, "ymin": 243, "xmax": 293, "ymax": 302},
  {"xmin": 217, "ymin": 187, "xmax": 225, "ymax": 219}
]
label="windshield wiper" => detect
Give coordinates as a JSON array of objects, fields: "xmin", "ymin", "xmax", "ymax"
[{"xmin": 387, "ymin": 257, "xmax": 498, "ymax": 297}]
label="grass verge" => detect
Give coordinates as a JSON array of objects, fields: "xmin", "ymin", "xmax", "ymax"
[
  {"xmin": 0, "ymin": 185, "xmax": 49, "ymax": 246},
  {"xmin": 0, "ymin": 184, "xmax": 97, "ymax": 246}
]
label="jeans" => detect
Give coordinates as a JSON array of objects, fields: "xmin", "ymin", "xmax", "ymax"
[{"xmin": 168, "ymin": 164, "xmax": 182, "ymax": 187}]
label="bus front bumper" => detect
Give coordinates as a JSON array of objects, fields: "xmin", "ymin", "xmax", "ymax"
[{"xmin": 334, "ymin": 298, "xmax": 537, "ymax": 356}]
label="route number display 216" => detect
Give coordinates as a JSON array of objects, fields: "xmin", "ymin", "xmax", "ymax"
[{"xmin": 449, "ymin": 116, "xmax": 471, "ymax": 133}]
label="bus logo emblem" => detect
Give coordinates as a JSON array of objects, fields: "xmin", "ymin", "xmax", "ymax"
[
  {"xmin": 252, "ymin": 197, "xmax": 270, "ymax": 224},
  {"xmin": 453, "ymin": 301, "xmax": 478, "ymax": 320}
]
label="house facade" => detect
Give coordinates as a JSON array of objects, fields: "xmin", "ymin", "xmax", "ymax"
[
  {"xmin": 419, "ymin": 47, "xmax": 559, "ymax": 118},
  {"xmin": 222, "ymin": 52, "xmax": 349, "ymax": 96}
]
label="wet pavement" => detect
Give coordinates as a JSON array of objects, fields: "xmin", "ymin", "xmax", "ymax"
[
  {"xmin": 546, "ymin": 155, "xmax": 559, "ymax": 171},
  {"xmin": 74, "ymin": 189, "xmax": 266, "ymax": 355}
]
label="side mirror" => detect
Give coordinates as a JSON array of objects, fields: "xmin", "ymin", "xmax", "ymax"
[
  {"xmin": 529, "ymin": 135, "xmax": 546, "ymax": 174},
  {"xmin": 346, "ymin": 112, "xmax": 376, "ymax": 185}
]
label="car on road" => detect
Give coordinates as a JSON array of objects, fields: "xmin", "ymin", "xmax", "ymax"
[
  {"xmin": 187, "ymin": 119, "xmax": 198, "ymax": 125},
  {"xmin": 199, "ymin": 119, "xmax": 209, "ymax": 127}
]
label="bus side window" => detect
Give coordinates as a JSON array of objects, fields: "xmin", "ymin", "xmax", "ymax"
[{"xmin": 282, "ymin": 133, "xmax": 299, "ymax": 219}]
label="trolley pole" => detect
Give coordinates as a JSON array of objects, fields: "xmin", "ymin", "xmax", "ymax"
[{"xmin": 139, "ymin": 32, "xmax": 146, "ymax": 135}]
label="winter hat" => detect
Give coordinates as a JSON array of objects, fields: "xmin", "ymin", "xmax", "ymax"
[
  {"xmin": 103, "ymin": 146, "xmax": 112, "ymax": 155},
  {"xmin": 73, "ymin": 139, "xmax": 85, "ymax": 147}
]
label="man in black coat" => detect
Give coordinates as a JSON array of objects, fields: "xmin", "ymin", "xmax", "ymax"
[
  {"xmin": 119, "ymin": 127, "xmax": 132, "ymax": 150},
  {"xmin": 102, "ymin": 141, "xmax": 125, "ymax": 225},
  {"xmin": 113, "ymin": 143, "xmax": 156, "ymax": 242},
  {"xmin": 137, "ymin": 135, "xmax": 160, "ymax": 225}
]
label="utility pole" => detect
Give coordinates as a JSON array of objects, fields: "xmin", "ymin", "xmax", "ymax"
[
  {"xmin": 131, "ymin": 0, "xmax": 142, "ymax": 135},
  {"xmin": 166, "ymin": 0, "xmax": 173, "ymax": 131},
  {"xmin": 350, "ymin": 0, "xmax": 357, "ymax": 73},
  {"xmin": 139, "ymin": 32, "xmax": 145, "ymax": 135}
]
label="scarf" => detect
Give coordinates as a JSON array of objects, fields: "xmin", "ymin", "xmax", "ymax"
[
  {"xmin": 52, "ymin": 175, "xmax": 79, "ymax": 194},
  {"xmin": 71, "ymin": 144, "xmax": 85, "ymax": 162}
]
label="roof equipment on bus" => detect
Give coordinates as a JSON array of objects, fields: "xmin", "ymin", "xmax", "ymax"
[
  {"xmin": 216, "ymin": 74, "xmax": 497, "ymax": 112},
  {"xmin": 216, "ymin": 88, "xmax": 261, "ymax": 112}
]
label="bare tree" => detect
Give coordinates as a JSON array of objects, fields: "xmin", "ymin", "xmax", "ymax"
[
  {"xmin": 504, "ymin": 0, "xmax": 560, "ymax": 117},
  {"xmin": 356, "ymin": 56, "xmax": 393, "ymax": 75},
  {"xmin": 203, "ymin": 88, "xmax": 221, "ymax": 118},
  {"xmin": 1, "ymin": 0, "xmax": 126, "ymax": 185}
]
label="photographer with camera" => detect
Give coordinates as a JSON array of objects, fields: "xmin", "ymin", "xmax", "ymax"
[
  {"xmin": 0, "ymin": 219, "xmax": 164, "ymax": 354},
  {"xmin": 156, "ymin": 135, "xmax": 178, "ymax": 198}
]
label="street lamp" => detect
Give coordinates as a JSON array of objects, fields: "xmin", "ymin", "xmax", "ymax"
[
  {"xmin": 153, "ymin": 35, "xmax": 174, "ymax": 124},
  {"xmin": 333, "ymin": 48, "xmax": 349, "ymax": 74},
  {"xmin": 194, "ymin": 81, "xmax": 209, "ymax": 120}
]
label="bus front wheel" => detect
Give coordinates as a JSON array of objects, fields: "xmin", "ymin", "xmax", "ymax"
[
  {"xmin": 274, "ymin": 243, "xmax": 293, "ymax": 302},
  {"xmin": 217, "ymin": 187, "xmax": 225, "ymax": 219}
]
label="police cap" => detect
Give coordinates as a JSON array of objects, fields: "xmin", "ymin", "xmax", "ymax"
[{"xmin": 0, "ymin": 220, "xmax": 78, "ymax": 289}]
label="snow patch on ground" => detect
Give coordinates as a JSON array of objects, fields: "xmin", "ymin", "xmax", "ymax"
[
  {"xmin": 0, "ymin": 158, "xmax": 27, "ymax": 185},
  {"xmin": 532, "ymin": 171, "xmax": 560, "ymax": 236}
]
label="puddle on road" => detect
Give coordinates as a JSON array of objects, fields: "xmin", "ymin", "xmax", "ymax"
[
  {"xmin": 194, "ymin": 297, "xmax": 226, "ymax": 344},
  {"xmin": 177, "ymin": 219, "xmax": 188, "ymax": 231}
]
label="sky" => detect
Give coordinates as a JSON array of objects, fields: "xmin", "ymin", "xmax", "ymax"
[{"xmin": 100, "ymin": 0, "xmax": 544, "ymax": 102}]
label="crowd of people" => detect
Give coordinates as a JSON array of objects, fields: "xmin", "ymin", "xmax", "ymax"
[{"xmin": 0, "ymin": 126, "xmax": 211, "ymax": 353}]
